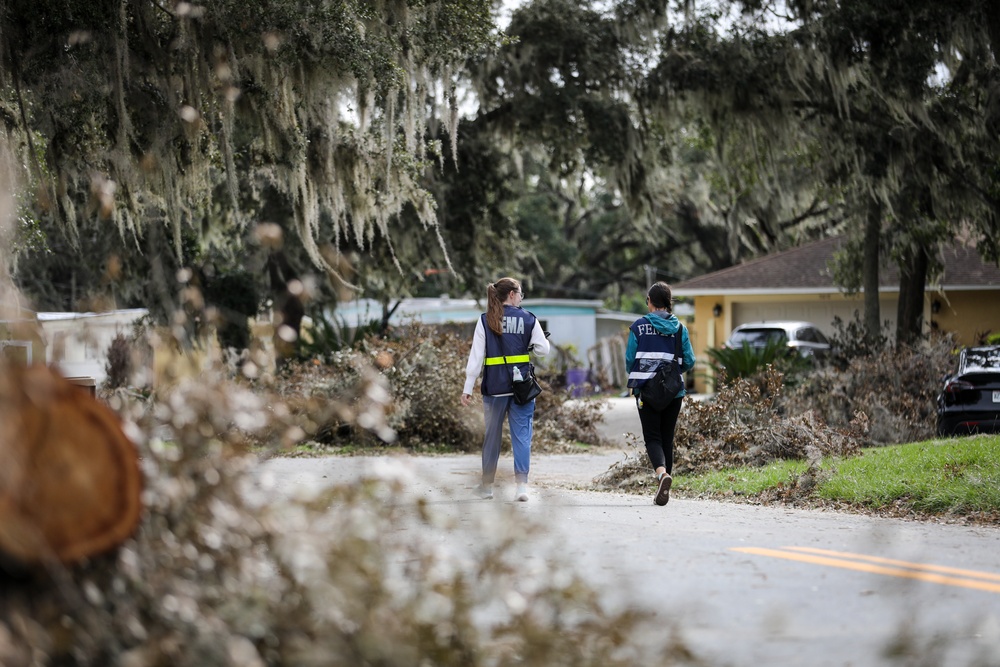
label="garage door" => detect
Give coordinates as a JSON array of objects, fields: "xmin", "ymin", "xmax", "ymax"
[{"xmin": 732, "ymin": 299, "xmax": 898, "ymax": 337}]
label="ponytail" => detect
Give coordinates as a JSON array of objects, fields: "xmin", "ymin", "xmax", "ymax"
[{"xmin": 485, "ymin": 277, "xmax": 520, "ymax": 334}]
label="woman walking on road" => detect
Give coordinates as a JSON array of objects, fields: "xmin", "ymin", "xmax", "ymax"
[
  {"xmin": 625, "ymin": 281, "xmax": 696, "ymax": 506},
  {"xmin": 461, "ymin": 277, "xmax": 550, "ymax": 501}
]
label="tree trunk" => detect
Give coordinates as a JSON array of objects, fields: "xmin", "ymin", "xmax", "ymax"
[
  {"xmin": 896, "ymin": 244, "xmax": 928, "ymax": 348},
  {"xmin": 0, "ymin": 365, "xmax": 142, "ymax": 567},
  {"xmin": 267, "ymin": 252, "xmax": 303, "ymax": 368},
  {"xmin": 862, "ymin": 200, "xmax": 882, "ymax": 344}
]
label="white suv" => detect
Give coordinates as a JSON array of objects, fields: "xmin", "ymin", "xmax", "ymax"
[{"xmin": 724, "ymin": 321, "xmax": 832, "ymax": 359}]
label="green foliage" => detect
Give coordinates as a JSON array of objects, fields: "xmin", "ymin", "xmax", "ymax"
[
  {"xmin": 613, "ymin": 291, "xmax": 648, "ymax": 315},
  {"xmin": 298, "ymin": 311, "xmax": 381, "ymax": 361},
  {"xmin": 1, "ymin": 0, "xmax": 502, "ymax": 304},
  {"xmin": 9, "ymin": 0, "xmax": 1000, "ymax": 354},
  {"xmin": 354, "ymin": 119, "xmax": 526, "ymax": 300},
  {"xmin": 705, "ymin": 339, "xmax": 812, "ymax": 386},
  {"xmin": 11, "ymin": 192, "xmax": 46, "ymax": 257}
]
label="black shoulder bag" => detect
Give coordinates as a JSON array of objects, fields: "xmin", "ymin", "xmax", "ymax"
[
  {"xmin": 640, "ymin": 330, "xmax": 684, "ymax": 410},
  {"xmin": 490, "ymin": 326, "xmax": 542, "ymax": 405},
  {"xmin": 510, "ymin": 360, "xmax": 543, "ymax": 405}
]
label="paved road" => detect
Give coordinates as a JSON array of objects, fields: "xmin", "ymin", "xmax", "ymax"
[{"xmin": 253, "ymin": 398, "xmax": 1000, "ymax": 666}]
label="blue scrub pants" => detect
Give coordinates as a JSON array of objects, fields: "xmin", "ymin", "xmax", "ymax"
[{"xmin": 481, "ymin": 394, "xmax": 534, "ymax": 485}]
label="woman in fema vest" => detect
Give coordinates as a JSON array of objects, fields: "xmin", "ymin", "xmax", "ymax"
[
  {"xmin": 461, "ymin": 277, "xmax": 550, "ymax": 501},
  {"xmin": 625, "ymin": 281, "xmax": 696, "ymax": 506}
]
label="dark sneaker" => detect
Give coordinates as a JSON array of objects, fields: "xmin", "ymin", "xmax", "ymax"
[{"xmin": 654, "ymin": 473, "xmax": 672, "ymax": 506}]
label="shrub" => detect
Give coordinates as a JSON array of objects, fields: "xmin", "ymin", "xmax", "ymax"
[
  {"xmin": 779, "ymin": 335, "xmax": 956, "ymax": 445},
  {"xmin": 102, "ymin": 319, "xmax": 155, "ymax": 393},
  {"xmin": 595, "ymin": 366, "xmax": 867, "ymax": 492},
  {"xmin": 377, "ymin": 324, "xmax": 485, "ymax": 450},
  {"xmin": 104, "ymin": 332, "xmax": 132, "ymax": 389},
  {"xmin": 826, "ymin": 314, "xmax": 892, "ymax": 364},
  {"xmin": 263, "ymin": 323, "xmax": 611, "ymax": 453},
  {"xmin": 532, "ymin": 390, "xmax": 611, "ymax": 452},
  {"xmin": 675, "ymin": 367, "xmax": 866, "ymax": 473},
  {"xmin": 705, "ymin": 339, "xmax": 814, "ymax": 390},
  {"xmin": 298, "ymin": 309, "xmax": 382, "ymax": 360}
]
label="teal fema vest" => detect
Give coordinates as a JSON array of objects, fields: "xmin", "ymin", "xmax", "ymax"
[{"xmin": 627, "ymin": 316, "xmax": 678, "ymax": 389}]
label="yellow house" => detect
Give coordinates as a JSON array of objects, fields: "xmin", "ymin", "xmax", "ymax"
[{"xmin": 672, "ymin": 236, "xmax": 1000, "ymax": 393}]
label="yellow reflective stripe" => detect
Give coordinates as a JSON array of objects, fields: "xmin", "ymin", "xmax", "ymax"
[{"xmin": 484, "ymin": 354, "xmax": 530, "ymax": 365}]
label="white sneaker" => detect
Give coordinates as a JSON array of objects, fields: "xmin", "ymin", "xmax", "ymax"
[
  {"xmin": 477, "ymin": 484, "xmax": 493, "ymax": 500},
  {"xmin": 515, "ymin": 484, "xmax": 529, "ymax": 502}
]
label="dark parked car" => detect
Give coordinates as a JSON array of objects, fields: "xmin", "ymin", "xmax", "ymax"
[
  {"xmin": 937, "ymin": 345, "xmax": 1000, "ymax": 436},
  {"xmin": 724, "ymin": 321, "xmax": 833, "ymax": 359}
]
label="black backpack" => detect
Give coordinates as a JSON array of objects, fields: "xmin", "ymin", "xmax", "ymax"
[{"xmin": 640, "ymin": 332, "xmax": 684, "ymax": 410}]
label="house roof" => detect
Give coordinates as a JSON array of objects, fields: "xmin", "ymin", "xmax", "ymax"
[
  {"xmin": 36, "ymin": 308, "xmax": 149, "ymax": 322},
  {"xmin": 329, "ymin": 297, "xmax": 612, "ymax": 328},
  {"xmin": 672, "ymin": 236, "xmax": 1000, "ymax": 296}
]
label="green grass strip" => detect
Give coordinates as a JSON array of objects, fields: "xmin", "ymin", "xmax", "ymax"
[
  {"xmin": 679, "ymin": 459, "xmax": 809, "ymax": 496},
  {"xmin": 677, "ymin": 435, "xmax": 1000, "ymax": 516},
  {"xmin": 817, "ymin": 435, "xmax": 1000, "ymax": 513}
]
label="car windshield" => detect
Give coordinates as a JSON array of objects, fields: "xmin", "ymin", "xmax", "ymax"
[{"xmin": 729, "ymin": 328, "xmax": 788, "ymax": 347}]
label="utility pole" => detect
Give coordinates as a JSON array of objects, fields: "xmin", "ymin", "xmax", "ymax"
[{"xmin": 644, "ymin": 264, "xmax": 681, "ymax": 284}]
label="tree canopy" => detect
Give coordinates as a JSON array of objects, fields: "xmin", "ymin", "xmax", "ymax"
[
  {"xmin": 4, "ymin": 0, "xmax": 1000, "ymax": 348},
  {"xmin": 1, "ymin": 0, "xmax": 499, "ymax": 307}
]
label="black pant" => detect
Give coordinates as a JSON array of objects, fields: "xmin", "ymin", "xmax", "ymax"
[{"xmin": 636, "ymin": 395, "xmax": 684, "ymax": 474}]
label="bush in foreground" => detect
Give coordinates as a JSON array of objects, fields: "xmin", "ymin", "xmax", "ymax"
[{"xmin": 0, "ymin": 367, "xmax": 693, "ymax": 667}]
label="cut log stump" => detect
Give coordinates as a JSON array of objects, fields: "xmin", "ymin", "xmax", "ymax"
[{"xmin": 0, "ymin": 365, "xmax": 143, "ymax": 566}]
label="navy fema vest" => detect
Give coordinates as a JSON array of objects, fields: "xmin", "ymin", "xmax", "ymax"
[
  {"xmin": 481, "ymin": 306, "xmax": 536, "ymax": 395},
  {"xmin": 627, "ymin": 317, "xmax": 679, "ymax": 389}
]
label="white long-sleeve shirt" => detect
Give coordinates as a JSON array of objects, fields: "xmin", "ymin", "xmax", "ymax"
[{"xmin": 463, "ymin": 317, "xmax": 550, "ymax": 395}]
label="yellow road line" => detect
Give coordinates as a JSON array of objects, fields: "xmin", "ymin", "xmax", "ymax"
[
  {"xmin": 732, "ymin": 547, "xmax": 1000, "ymax": 595},
  {"xmin": 784, "ymin": 546, "xmax": 1000, "ymax": 583}
]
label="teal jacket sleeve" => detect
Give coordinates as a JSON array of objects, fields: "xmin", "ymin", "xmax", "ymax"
[
  {"xmin": 625, "ymin": 329, "xmax": 638, "ymax": 373},
  {"xmin": 680, "ymin": 325, "xmax": 696, "ymax": 374}
]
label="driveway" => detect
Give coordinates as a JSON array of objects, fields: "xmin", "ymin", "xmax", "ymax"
[{"xmin": 586, "ymin": 394, "xmax": 642, "ymax": 445}]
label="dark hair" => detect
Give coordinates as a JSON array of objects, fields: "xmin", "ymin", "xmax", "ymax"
[
  {"xmin": 647, "ymin": 281, "xmax": 673, "ymax": 312},
  {"xmin": 486, "ymin": 277, "xmax": 521, "ymax": 335}
]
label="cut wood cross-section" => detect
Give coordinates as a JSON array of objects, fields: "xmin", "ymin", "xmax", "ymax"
[{"xmin": 0, "ymin": 365, "xmax": 143, "ymax": 566}]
